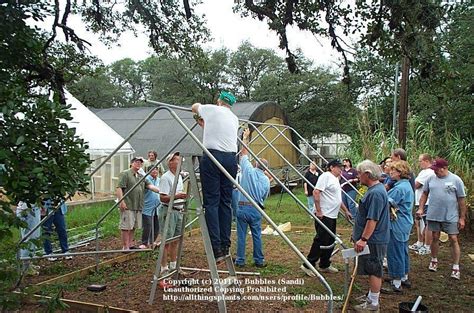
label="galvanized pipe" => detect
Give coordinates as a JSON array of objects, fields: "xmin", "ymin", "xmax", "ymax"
[
  {"xmin": 166, "ymin": 109, "xmax": 335, "ymax": 312},
  {"xmin": 94, "ymin": 107, "xmax": 197, "ymax": 268}
]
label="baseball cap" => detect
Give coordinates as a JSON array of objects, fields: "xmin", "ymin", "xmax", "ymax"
[
  {"xmin": 166, "ymin": 151, "xmax": 180, "ymax": 164},
  {"xmin": 131, "ymin": 156, "xmax": 144, "ymax": 163},
  {"xmin": 327, "ymin": 159, "xmax": 343, "ymax": 168},
  {"xmin": 430, "ymin": 158, "xmax": 448, "ymax": 170},
  {"xmin": 218, "ymin": 91, "xmax": 236, "ymax": 106}
]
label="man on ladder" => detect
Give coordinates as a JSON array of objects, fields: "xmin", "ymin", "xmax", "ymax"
[{"xmin": 192, "ymin": 91, "xmax": 239, "ymax": 260}]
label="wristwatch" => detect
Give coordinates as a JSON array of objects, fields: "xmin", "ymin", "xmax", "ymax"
[{"xmin": 361, "ymin": 236, "xmax": 368, "ymax": 242}]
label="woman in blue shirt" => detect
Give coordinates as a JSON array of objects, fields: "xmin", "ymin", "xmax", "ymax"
[
  {"xmin": 140, "ymin": 166, "xmax": 161, "ymax": 249},
  {"xmin": 384, "ymin": 160, "xmax": 414, "ymax": 293}
]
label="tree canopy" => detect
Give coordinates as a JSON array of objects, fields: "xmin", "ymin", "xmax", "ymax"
[
  {"xmin": 235, "ymin": 0, "xmax": 455, "ymax": 81},
  {"xmin": 0, "ymin": 1, "xmax": 208, "ymax": 308}
]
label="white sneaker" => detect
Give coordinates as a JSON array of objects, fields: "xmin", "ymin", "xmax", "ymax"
[
  {"xmin": 417, "ymin": 246, "xmax": 431, "ymax": 255},
  {"xmin": 354, "ymin": 299, "xmax": 380, "ymax": 312},
  {"xmin": 46, "ymin": 255, "xmax": 58, "ymax": 262},
  {"xmin": 64, "ymin": 252, "xmax": 73, "ymax": 260},
  {"xmin": 428, "ymin": 260, "xmax": 438, "ymax": 272},
  {"xmin": 409, "ymin": 243, "xmax": 422, "ymax": 251},
  {"xmin": 450, "ymin": 269, "xmax": 460, "ymax": 280},
  {"xmin": 383, "ymin": 257, "xmax": 388, "ymax": 268},
  {"xmin": 300, "ymin": 265, "xmax": 316, "ymax": 277},
  {"xmin": 320, "ymin": 265, "xmax": 339, "ymax": 273}
]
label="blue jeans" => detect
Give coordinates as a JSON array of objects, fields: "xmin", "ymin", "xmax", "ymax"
[
  {"xmin": 306, "ymin": 196, "xmax": 315, "ymax": 213},
  {"xmin": 342, "ymin": 189, "xmax": 358, "ymax": 218},
  {"xmin": 235, "ymin": 205, "xmax": 264, "ymax": 265},
  {"xmin": 201, "ymin": 149, "xmax": 237, "ymax": 253},
  {"xmin": 43, "ymin": 209, "xmax": 69, "ymax": 255},
  {"xmin": 231, "ymin": 188, "xmax": 239, "ymax": 222},
  {"xmin": 387, "ymin": 230, "xmax": 409, "ymax": 279}
]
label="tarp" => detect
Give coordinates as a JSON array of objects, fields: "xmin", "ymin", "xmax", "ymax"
[{"xmin": 64, "ymin": 90, "xmax": 135, "ymax": 155}]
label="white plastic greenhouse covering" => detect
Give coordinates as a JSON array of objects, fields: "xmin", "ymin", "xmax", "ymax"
[{"xmin": 64, "ymin": 90, "xmax": 135, "ymax": 194}]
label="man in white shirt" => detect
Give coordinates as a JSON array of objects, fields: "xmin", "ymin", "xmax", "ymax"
[
  {"xmin": 158, "ymin": 151, "xmax": 187, "ymax": 288},
  {"xmin": 409, "ymin": 153, "xmax": 435, "ymax": 255},
  {"xmin": 192, "ymin": 91, "xmax": 239, "ymax": 260},
  {"xmin": 301, "ymin": 159, "xmax": 352, "ymax": 275}
]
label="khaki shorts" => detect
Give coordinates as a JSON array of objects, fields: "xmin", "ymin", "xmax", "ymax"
[
  {"xmin": 158, "ymin": 204, "xmax": 183, "ymax": 239},
  {"xmin": 119, "ymin": 210, "xmax": 142, "ymax": 230}
]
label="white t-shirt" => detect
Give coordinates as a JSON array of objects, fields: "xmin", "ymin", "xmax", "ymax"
[
  {"xmin": 198, "ymin": 104, "xmax": 238, "ymax": 152},
  {"xmin": 415, "ymin": 168, "xmax": 435, "ymax": 205},
  {"xmin": 315, "ymin": 172, "xmax": 342, "ymax": 219},
  {"xmin": 159, "ymin": 171, "xmax": 184, "ymax": 209}
]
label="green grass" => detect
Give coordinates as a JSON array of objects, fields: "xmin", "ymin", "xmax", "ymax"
[
  {"xmin": 264, "ymin": 188, "xmax": 313, "ymax": 227},
  {"xmin": 67, "ymin": 201, "xmax": 118, "ymax": 239}
]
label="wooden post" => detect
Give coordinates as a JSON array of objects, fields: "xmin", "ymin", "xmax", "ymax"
[{"xmin": 398, "ymin": 56, "xmax": 410, "ymax": 148}]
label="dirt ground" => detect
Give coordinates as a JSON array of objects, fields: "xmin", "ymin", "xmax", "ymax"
[{"xmin": 23, "ymin": 227, "xmax": 474, "ymax": 312}]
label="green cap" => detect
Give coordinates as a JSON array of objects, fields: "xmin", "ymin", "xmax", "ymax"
[{"xmin": 218, "ymin": 91, "xmax": 236, "ymax": 106}]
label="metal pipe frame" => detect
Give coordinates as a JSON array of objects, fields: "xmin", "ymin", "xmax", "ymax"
[
  {"xmin": 15, "ymin": 99, "xmax": 351, "ymax": 312},
  {"xmin": 163, "ymin": 108, "xmax": 335, "ymax": 313},
  {"xmin": 16, "ymin": 106, "xmax": 192, "ymax": 265},
  {"xmin": 94, "ymin": 106, "xmax": 198, "ymax": 268},
  {"xmin": 242, "ymin": 122, "xmax": 350, "ymax": 243},
  {"xmin": 248, "ymin": 122, "xmax": 358, "ymax": 217},
  {"xmin": 241, "ymin": 118, "xmax": 361, "ymax": 199},
  {"xmin": 241, "ymin": 119, "xmax": 353, "ymax": 297},
  {"xmin": 20, "ymin": 248, "xmax": 152, "ymax": 260}
]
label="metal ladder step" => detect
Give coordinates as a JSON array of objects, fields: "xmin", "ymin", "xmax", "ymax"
[{"xmin": 219, "ymin": 275, "xmax": 239, "ymax": 290}]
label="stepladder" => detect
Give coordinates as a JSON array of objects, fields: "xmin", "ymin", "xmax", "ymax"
[{"xmin": 148, "ymin": 154, "xmax": 240, "ymax": 312}]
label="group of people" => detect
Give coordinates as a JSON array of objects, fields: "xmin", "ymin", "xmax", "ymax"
[
  {"xmin": 300, "ymin": 148, "xmax": 466, "ymax": 312},
  {"xmin": 119, "ymin": 91, "xmax": 467, "ymax": 311},
  {"xmin": 116, "ymin": 90, "xmax": 271, "ymax": 288},
  {"xmin": 116, "ymin": 149, "xmax": 187, "ymax": 289}
]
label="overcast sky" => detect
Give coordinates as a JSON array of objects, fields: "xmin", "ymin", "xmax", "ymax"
[{"xmin": 64, "ymin": 0, "xmax": 345, "ymax": 68}]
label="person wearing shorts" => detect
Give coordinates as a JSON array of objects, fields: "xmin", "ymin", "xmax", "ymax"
[
  {"xmin": 409, "ymin": 153, "xmax": 435, "ymax": 255},
  {"xmin": 417, "ymin": 158, "xmax": 466, "ymax": 280},
  {"xmin": 157, "ymin": 152, "xmax": 187, "ymax": 288},
  {"xmin": 353, "ymin": 160, "xmax": 390, "ymax": 312},
  {"xmin": 117, "ymin": 156, "xmax": 159, "ymax": 250}
]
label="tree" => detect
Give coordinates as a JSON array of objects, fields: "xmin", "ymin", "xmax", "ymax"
[
  {"xmin": 408, "ymin": 4, "xmax": 473, "ymax": 141},
  {"xmin": 0, "ymin": 0, "xmax": 208, "ymax": 309},
  {"xmin": 254, "ymin": 55, "xmax": 358, "ymax": 138},
  {"xmin": 348, "ymin": 3, "xmax": 473, "ymax": 141},
  {"xmin": 108, "ymin": 58, "xmax": 146, "ymax": 107},
  {"xmin": 235, "ymin": 1, "xmax": 453, "ymax": 81},
  {"xmin": 68, "ymin": 66, "xmax": 123, "ymax": 108},
  {"xmin": 229, "ymin": 42, "xmax": 281, "ymax": 101}
]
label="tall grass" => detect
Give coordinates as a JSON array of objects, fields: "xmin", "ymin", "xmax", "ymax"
[{"xmin": 346, "ymin": 111, "xmax": 473, "ymax": 200}]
